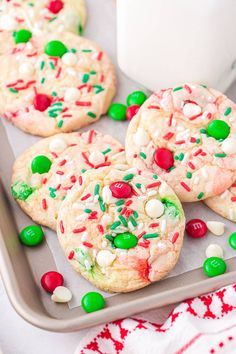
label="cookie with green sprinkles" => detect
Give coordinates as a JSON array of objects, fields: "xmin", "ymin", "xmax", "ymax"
[
  {"xmin": 57, "ymin": 165, "xmax": 185, "ymax": 293},
  {"xmin": 126, "ymin": 83, "xmax": 236, "ymax": 202},
  {"xmin": 0, "ymin": 0, "xmax": 86, "ymax": 39},
  {"xmin": 0, "ymin": 31, "xmax": 116, "ymax": 136},
  {"xmin": 11, "ymin": 130, "xmax": 126, "ymax": 230}
]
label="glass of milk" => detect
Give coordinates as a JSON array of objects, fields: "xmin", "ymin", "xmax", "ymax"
[{"xmin": 117, "ymin": 0, "xmax": 236, "ymax": 92}]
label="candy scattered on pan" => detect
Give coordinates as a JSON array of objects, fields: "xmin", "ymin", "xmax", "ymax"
[
  {"xmin": 127, "ymin": 91, "xmax": 147, "ymax": 106},
  {"xmin": 51, "ymin": 286, "xmax": 72, "ymax": 303},
  {"xmin": 81, "ymin": 292, "xmax": 105, "ymax": 313},
  {"xmin": 203, "ymin": 257, "xmax": 227, "ymax": 277},
  {"xmin": 185, "ymin": 219, "xmax": 207, "ymax": 238},
  {"xmin": 19, "ymin": 225, "xmax": 44, "ymax": 246},
  {"xmin": 228, "ymin": 232, "xmax": 236, "ymax": 250},
  {"xmin": 108, "ymin": 103, "xmax": 127, "ymax": 121},
  {"xmin": 41, "ymin": 271, "xmax": 64, "ymax": 293},
  {"xmin": 205, "ymin": 244, "xmax": 224, "ymax": 259},
  {"xmin": 206, "ymin": 221, "xmax": 225, "ymax": 236}
]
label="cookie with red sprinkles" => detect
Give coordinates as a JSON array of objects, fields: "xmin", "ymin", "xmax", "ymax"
[
  {"xmin": 0, "ymin": 31, "xmax": 116, "ymax": 136},
  {"xmin": 126, "ymin": 83, "xmax": 236, "ymax": 202},
  {"xmin": 11, "ymin": 130, "xmax": 125, "ymax": 230},
  {"xmin": 57, "ymin": 165, "xmax": 185, "ymax": 292}
]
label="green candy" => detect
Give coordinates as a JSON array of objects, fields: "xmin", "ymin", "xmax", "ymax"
[
  {"xmin": 81, "ymin": 292, "xmax": 105, "ymax": 313},
  {"xmin": 19, "ymin": 225, "xmax": 44, "ymax": 246},
  {"xmin": 14, "ymin": 29, "xmax": 32, "ymax": 44},
  {"xmin": 108, "ymin": 103, "xmax": 127, "ymax": 121},
  {"xmin": 203, "ymin": 257, "xmax": 227, "ymax": 277},
  {"xmin": 31, "ymin": 155, "xmax": 52, "ymax": 174},
  {"xmin": 11, "ymin": 181, "xmax": 34, "ymax": 201},
  {"xmin": 229, "ymin": 232, "xmax": 236, "ymax": 249},
  {"xmin": 127, "ymin": 91, "xmax": 147, "ymax": 106},
  {"xmin": 114, "ymin": 232, "xmax": 138, "ymax": 249},
  {"xmin": 206, "ymin": 120, "xmax": 230, "ymax": 140},
  {"xmin": 44, "ymin": 40, "xmax": 68, "ymax": 57}
]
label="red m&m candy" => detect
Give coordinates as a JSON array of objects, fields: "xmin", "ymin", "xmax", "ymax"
[
  {"xmin": 110, "ymin": 181, "xmax": 132, "ymax": 199},
  {"xmin": 154, "ymin": 148, "xmax": 174, "ymax": 170},
  {"xmin": 126, "ymin": 105, "xmax": 140, "ymax": 121},
  {"xmin": 186, "ymin": 219, "xmax": 207, "ymax": 238},
  {"xmin": 41, "ymin": 271, "xmax": 64, "ymax": 293},
  {"xmin": 33, "ymin": 94, "xmax": 51, "ymax": 112},
  {"xmin": 48, "ymin": 0, "xmax": 64, "ymax": 14}
]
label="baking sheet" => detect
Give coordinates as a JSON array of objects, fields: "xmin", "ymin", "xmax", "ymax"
[{"xmin": 1, "ymin": 0, "xmax": 236, "ymax": 310}]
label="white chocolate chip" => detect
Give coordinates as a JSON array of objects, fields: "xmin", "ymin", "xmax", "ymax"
[
  {"xmin": 101, "ymin": 213, "xmax": 112, "ymax": 226},
  {"xmin": 133, "ymin": 128, "xmax": 150, "ymax": 146},
  {"xmin": 30, "ymin": 174, "xmax": 42, "ymax": 188},
  {"xmin": 96, "ymin": 250, "xmax": 116, "ymax": 267},
  {"xmin": 0, "ymin": 15, "xmax": 17, "ymax": 30},
  {"xmin": 145, "ymin": 199, "xmax": 164, "ymax": 219},
  {"xmin": 19, "ymin": 63, "xmax": 35, "ymax": 77},
  {"xmin": 221, "ymin": 138, "xmax": 236, "ymax": 155},
  {"xmin": 49, "ymin": 138, "xmax": 67, "ymax": 153},
  {"xmin": 51, "ymin": 286, "xmax": 72, "ymax": 303},
  {"xmin": 89, "ymin": 151, "xmax": 105, "ymax": 165},
  {"xmin": 64, "ymin": 87, "xmax": 81, "ymax": 102},
  {"xmin": 61, "ymin": 52, "xmax": 77, "ymax": 66},
  {"xmin": 183, "ymin": 103, "xmax": 201, "ymax": 117},
  {"xmin": 102, "ymin": 185, "xmax": 113, "ymax": 204},
  {"xmin": 205, "ymin": 244, "xmax": 224, "ymax": 258},
  {"xmin": 206, "ymin": 221, "xmax": 225, "ymax": 236}
]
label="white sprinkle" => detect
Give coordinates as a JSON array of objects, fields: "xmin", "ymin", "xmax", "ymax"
[
  {"xmin": 161, "ymin": 219, "xmax": 167, "ymax": 233},
  {"xmin": 64, "ymin": 87, "xmax": 81, "ymax": 102},
  {"xmin": 62, "ymin": 52, "xmax": 77, "ymax": 66},
  {"xmin": 66, "ymin": 68, "xmax": 77, "ymax": 76},
  {"xmin": 147, "ymin": 190, "xmax": 157, "ymax": 197},
  {"xmin": 128, "ymin": 222, "xmax": 135, "ymax": 231},
  {"xmin": 183, "ymin": 103, "xmax": 201, "ymax": 118},
  {"xmin": 102, "ymin": 186, "xmax": 113, "ymax": 204},
  {"xmin": 205, "ymin": 244, "xmax": 224, "ymax": 258},
  {"xmin": 201, "ymin": 168, "xmax": 208, "ymax": 179},
  {"xmin": 81, "ymin": 232, "xmax": 88, "ymax": 242},
  {"xmin": 93, "ymin": 195, "xmax": 99, "ymax": 203},
  {"xmin": 193, "ymin": 176, "xmax": 200, "ymax": 185},
  {"xmin": 206, "ymin": 221, "xmax": 225, "ymax": 236},
  {"xmin": 229, "ymin": 208, "xmax": 234, "ymax": 220},
  {"xmin": 138, "ymin": 222, "xmax": 144, "ymax": 230},
  {"xmin": 84, "ymin": 260, "xmax": 92, "ymax": 270},
  {"xmin": 89, "ymin": 151, "xmax": 105, "ymax": 165},
  {"xmin": 96, "ymin": 250, "xmax": 116, "ymax": 267},
  {"xmin": 101, "ymin": 240, "xmax": 108, "ymax": 248},
  {"xmin": 220, "ymin": 190, "xmax": 229, "ymax": 199},
  {"xmin": 101, "ymin": 214, "xmax": 112, "ymax": 226},
  {"xmin": 92, "ymin": 249, "xmax": 97, "ymax": 257},
  {"xmin": 133, "ymin": 128, "xmax": 150, "ymax": 146},
  {"xmin": 49, "ymin": 137, "xmax": 67, "ymax": 153},
  {"xmin": 76, "ymin": 214, "xmax": 87, "ymax": 221}
]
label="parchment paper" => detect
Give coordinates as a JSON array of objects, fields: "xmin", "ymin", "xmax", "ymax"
[{"xmin": 1, "ymin": 0, "xmax": 236, "ymax": 309}]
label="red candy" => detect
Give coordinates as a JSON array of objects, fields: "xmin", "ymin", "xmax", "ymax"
[
  {"xmin": 126, "ymin": 105, "xmax": 140, "ymax": 121},
  {"xmin": 33, "ymin": 94, "xmax": 51, "ymax": 112},
  {"xmin": 154, "ymin": 147, "xmax": 174, "ymax": 170},
  {"xmin": 110, "ymin": 181, "xmax": 132, "ymax": 199},
  {"xmin": 48, "ymin": 0, "xmax": 64, "ymax": 14},
  {"xmin": 185, "ymin": 219, "xmax": 207, "ymax": 238},
  {"xmin": 41, "ymin": 271, "xmax": 64, "ymax": 293}
]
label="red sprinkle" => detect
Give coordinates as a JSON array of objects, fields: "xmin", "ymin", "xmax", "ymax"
[
  {"xmin": 190, "ymin": 137, "xmax": 196, "ymax": 143},
  {"xmin": 180, "ymin": 182, "xmax": 191, "ymax": 192},
  {"xmin": 125, "ymin": 200, "xmax": 133, "ymax": 206},
  {"xmin": 188, "ymin": 161, "xmax": 196, "ymax": 170},
  {"xmin": 60, "ymin": 220, "xmax": 64, "ymax": 233},
  {"xmin": 83, "ymin": 242, "xmax": 93, "ymax": 248},
  {"xmin": 58, "ymin": 159, "xmax": 67, "ymax": 166},
  {"xmin": 163, "ymin": 132, "xmax": 174, "ymax": 140},
  {"xmin": 81, "ymin": 193, "xmax": 91, "ymax": 201},
  {"xmin": 168, "ymin": 113, "xmax": 173, "ymax": 127},
  {"xmin": 172, "ymin": 232, "xmax": 179, "ymax": 244},
  {"xmin": 97, "ymin": 225, "xmax": 104, "ymax": 233},
  {"xmin": 55, "ymin": 66, "xmax": 62, "ymax": 79},
  {"xmin": 70, "ymin": 175, "xmax": 76, "ymax": 183},
  {"xmin": 76, "ymin": 101, "xmax": 92, "ymax": 107},
  {"xmin": 146, "ymin": 182, "xmax": 161, "ymax": 189},
  {"xmin": 231, "ymin": 196, "xmax": 236, "ymax": 202},
  {"xmin": 88, "ymin": 129, "xmax": 96, "ymax": 144},
  {"xmin": 42, "ymin": 178, "xmax": 48, "ymax": 184},
  {"xmin": 137, "ymin": 231, "xmax": 146, "ymax": 239},
  {"xmin": 148, "ymin": 105, "xmax": 160, "ymax": 110},
  {"xmin": 79, "ymin": 176, "xmax": 83, "ymax": 185},
  {"xmin": 184, "ymin": 84, "xmax": 192, "ymax": 94},
  {"xmin": 149, "ymin": 223, "xmax": 159, "ymax": 228},
  {"xmin": 56, "ymin": 171, "xmax": 64, "ymax": 175},
  {"xmin": 42, "ymin": 198, "xmax": 47, "ymax": 210},
  {"xmin": 120, "ymin": 207, "xmax": 127, "ymax": 215},
  {"xmin": 175, "ymin": 140, "xmax": 186, "ymax": 145},
  {"xmin": 73, "ymin": 227, "xmax": 86, "ymax": 234},
  {"xmin": 193, "ymin": 149, "xmax": 202, "ymax": 157},
  {"xmin": 48, "ymin": 0, "xmax": 64, "ymax": 14},
  {"xmin": 97, "ymin": 51, "xmax": 103, "ymax": 61},
  {"xmin": 68, "ymin": 250, "xmax": 74, "ymax": 260}
]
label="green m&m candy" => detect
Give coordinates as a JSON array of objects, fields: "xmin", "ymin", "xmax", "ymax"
[
  {"xmin": 127, "ymin": 91, "xmax": 147, "ymax": 106},
  {"xmin": 203, "ymin": 257, "xmax": 227, "ymax": 277},
  {"xmin": 81, "ymin": 292, "xmax": 105, "ymax": 313},
  {"xmin": 114, "ymin": 232, "xmax": 138, "ymax": 249},
  {"xmin": 14, "ymin": 29, "xmax": 32, "ymax": 44},
  {"xmin": 19, "ymin": 225, "xmax": 44, "ymax": 246},
  {"xmin": 31, "ymin": 155, "xmax": 52, "ymax": 174},
  {"xmin": 229, "ymin": 232, "xmax": 236, "ymax": 249},
  {"xmin": 44, "ymin": 40, "xmax": 68, "ymax": 57},
  {"xmin": 108, "ymin": 103, "xmax": 127, "ymax": 121},
  {"xmin": 206, "ymin": 120, "xmax": 230, "ymax": 140}
]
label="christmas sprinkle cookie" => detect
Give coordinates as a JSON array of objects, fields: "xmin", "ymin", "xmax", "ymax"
[
  {"xmin": 57, "ymin": 166, "xmax": 185, "ymax": 293},
  {"xmin": 126, "ymin": 83, "xmax": 236, "ymax": 202},
  {"xmin": 204, "ymin": 180, "xmax": 236, "ymax": 222},
  {"xmin": 0, "ymin": 31, "xmax": 116, "ymax": 136},
  {"xmin": 0, "ymin": 0, "xmax": 86, "ymax": 37},
  {"xmin": 11, "ymin": 130, "xmax": 125, "ymax": 230}
]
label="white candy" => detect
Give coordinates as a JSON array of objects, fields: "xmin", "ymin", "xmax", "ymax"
[
  {"xmin": 64, "ymin": 87, "xmax": 81, "ymax": 102},
  {"xmin": 62, "ymin": 52, "xmax": 77, "ymax": 66},
  {"xmin": 183, "ymin": 103, "xmax": 201, "ymax": 118},
  {"xmin": 96, "ymin": 250, "xmax": 116, "ymax": 267},
  {"xmin": 206, "ymin": 221, "xmax": 225, "ymax": 236},
  {"xmin": 51, "ymin": 286, "xmax": 72, "ymax": 303},
  {"xmin": 205, "ymin": 244, "xmax": 224, "ymax": 258},
  {"xmin": 145, "ymin": 199, "xmax": 164, "ymax": 219},
  {"xmin": 49, "ymin": 138, "xmax": 67, "ymax": 153},
  {"xmin": 0, "ymin": 15, "xmax": 17, "ymax": 30},
  {"xmin": 102, "ymin": 185, "xmax": 113, "ymax": 204},
  {"xmin": 19, "ymin": 63, "xmax": 35, "ymax": 77},
  {"xmin": 221, "ymin": 138, "xmax": 236, "ymax": 155},
  {"xmin": 133, "ymin": 128, "xmax": 150, "ymax": 146},
  {"xmin": 89, "ymin": 151, "xmax": 105, "ymax": 165}
]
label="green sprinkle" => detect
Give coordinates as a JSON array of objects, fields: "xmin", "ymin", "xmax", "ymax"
[
  {"xmin": 52, "ymin": 91, "xmax": 57, "ymax": 96},
  {"xmin": 201, "ymin": 84, "xmax": 207, "ymax": 88},
  {"xmin": 93, "ymin": 85, "xmax": 104, "ymax": 94},
  {"xmin": 135, "ymin": 183, "xmax": 142, "ymax": 189},
  {"xmin": 117, "ymin": 207, "xmax": 122, "ymax": 213},
  {"xmin": 49, "ymin": 112, "xmax": 58, "ymax": 118},
  {"xmin": 102, "ymin": 148, "xmax": 111, "ymax": 155},
  {"xmin": 197, "ymin": 192, "xmax": 204, "ymax": 200},
  {"xmin": 174, "ymin": 155, "xmax": 179, "ymax": 161},
  {"xmin": 153, "ymin": 174, "xmax": 158, "ymax": 179},
  {"xmin": 49, "ymin": 187, "xmax": 56, "ymax": 198},
  {"xmin": 196, "ymin": 138, "xmax": 201, "ymax": 144},
  {"xmin": 79, "ymin": 24, "xmax": 84, "ymax": 35},
  {"xmin": 82, "ymin": 49, "xmax": 92, "ymax": 53},
  {"xmin": 142, "ymin": 233, "xmax": 159, "ymax": 239},
  {"xmin": 200, "ymin": 128, "xmax": 207, "ymax": 134},
  {"xmin": 186, "ymin": 172, "xmax": 192, "ymax": 179},
  {"xmin": 224, "ymin": 107, "xmax": 232, "ymax": 116},
  {"xmin": 82, "ymin": 73, "xmax": 90, "ymax": 83},
  {"xmin": 81, "ymin": 169, "xmax": 87, "ymax": 173},
  {"xmin": 99, "ymin": 197, "xmax": 106, "ymax": 212},
  {"xmin": 9, "ymin": 88, "xmax": 18, "ymax": 93},
  {"xmin": 87, "ymin": 112, "xmax": 97, "ymax": 118},
  {"xmin": 173, "ymin": 86, "xmax": 183, "ymax": 92},
  {"xmin": 57, "ymin": 120, "xmax": 63, "ymax": 128},
  {"xmin": 110, "ymin": 221, "xmax": 121, "ymax": 230},
  {"xmin": 49, "ymin": 16, "xmax": 57, "ymax": 23},
  {"xmin": 116, "ymin": 200, "xmax": 125, "ymax": 206},
  {"xmin": 118, "ymin": 215, "xmax": 128, "ymax": 227},
  {"xmin": 84, "ymin": 209, "xmax": 92, "ymax": 214},
  {"xmin": 179, "ymin": 153, "xmax": 184, "ymax": 161},
  {"xmin": 105, "ymin": 235, "xmax": 114, "ymax": 242},
  {"xmin": 40, "ymin": 61, "xmax": 45, "ymax": 70},
  {"xmin": 28, "ymin": 2, "xmax": 34, "ymax": 6},
  {"xmin": 50, "ymin": 61, "xmax": 55, "ymax": 70},
  {"xmin": 129, "ymin": 216, "xmax": 137, "ymax": 227},
  {"xmin": 41, "ymin": 77, "xmax": 45, "ymax": 84},
  {"xmin": 139, "ymin": 152, "xmax": 147, "ymax": 159},
  {"xmin": 94, "ymin": 184, "xmax": 100, "ymax": 195},
  {"xmin": 133, "ymin": 210, "xmax": 139, "ymax": 219},
  {"xmin": 214, "ymin": 153, "xmax": 227, "ymax": 158},
  {"xmin": 90, "ymin": 70, "xmax": 97, "ymax": 75},
  {"xmin": 123, "ymin": 174, "xmax": 134, "ymax": 181},
  {"xmin": 169, "ymin": 166, "xmax": 176, "ymax": 172},
  {"xmin": 51, "ymin": 102, "xmax": 63, "ymax": 107}
]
